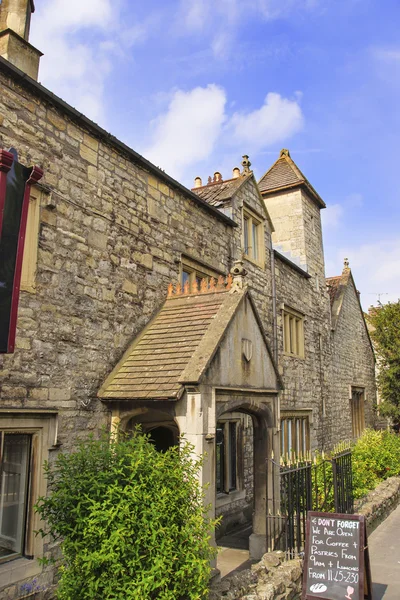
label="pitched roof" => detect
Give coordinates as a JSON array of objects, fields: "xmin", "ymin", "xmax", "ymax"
[
  {"xmin": 326, "ymin": 266, "xmax": 374, "ymax": 355},
  {"xmin": 98, "ymin": 281, "xmax": 248, "ymax": 401},
  {"xmin": 192, "ymin": 174, "xmax": 250, "ymax": 208},
  {"xmin": 326, "ymin": 275, "xmax": 342, "ymax": 308},
  {"xmin": 258, "ymin": 149, "xmax": 326, "ymax": 208}
]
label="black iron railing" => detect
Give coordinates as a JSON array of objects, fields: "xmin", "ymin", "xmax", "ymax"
[{"xmin": 267, "ymin": 446, "xmax": 354, "ymax": 558}]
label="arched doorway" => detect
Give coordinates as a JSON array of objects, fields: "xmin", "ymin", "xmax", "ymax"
[
  {"xmin": 124, "ymin": 408, "xmax": 179, "ymax": 453},
  {"xmin": 215, "ymin": 395, "xmax": 277, "ymax": 561},
  {"xmin": 147, "ymin": 426, "xmax": 176, "ymax": 452}
]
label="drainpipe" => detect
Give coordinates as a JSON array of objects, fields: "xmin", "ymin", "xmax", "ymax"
[
  {"xmin": 270, "ymin": 247, "xmax": 280, "ymax": 435},
  {"xmin": 270, "ymin": 248, "xmax": 278, "ymax": 364}
]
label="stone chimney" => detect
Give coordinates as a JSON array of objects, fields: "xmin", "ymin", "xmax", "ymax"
[
  {"xmin": 0, "ymin": 0, "xmax": 42, "ymax": 80},
  {"xmin": 232, "ymin": 167, "xmax": 240, "ymax": 179},
  {"xmin": 213, "ymin": 171, "xmax": 222, "ymax": 182}
]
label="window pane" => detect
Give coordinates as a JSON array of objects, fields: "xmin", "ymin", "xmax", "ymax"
[
  {"xmin": 182, "ymin": 270, "xmax": 190, "ymax": 287},
  {"xmin": 243, "ymin": 216, "xmax": 249, "ymax": 255},
  {"xmin": 229, "ymin": 423, "xmax": 237, "ymax": 491},
  {"xmin": 287, "ymin": 420, "xmax": 292, "ymax": 455},
  {"xmin": 216, "ymin": 426, "xmax": 224, "ymax": 493},
  {"xmin": 296, "ymin": 419, "xmax": 301, "ymax": 456},
  {"xmin": 252, "ymin": 222, "xmax": 259, "ymax": 260},
  {"xmin": 0, "ymin": 434, "xmax": 31, "ymax": 560}
]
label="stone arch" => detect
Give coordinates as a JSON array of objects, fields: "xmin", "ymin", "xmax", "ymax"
[
  {"xmin": 216, "ymin": 395, "xmax": 277, "ymax": 559},
  {"xmin": 119, "ymin": 406, "xmax": 179, "ymax": 452}
]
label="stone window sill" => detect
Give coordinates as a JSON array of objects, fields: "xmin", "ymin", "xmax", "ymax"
[
  {"xmin": 216, "ymin": 489, "xmax": 246, "ymax": 508},
  {"xmin": 0, "ymin": 556, "xmax": 42, "ymax": 588}
]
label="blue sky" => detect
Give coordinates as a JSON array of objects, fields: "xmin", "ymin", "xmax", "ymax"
[{"xmin": 30, "ymin": 0, "xmax": 400, "ymax": 307}]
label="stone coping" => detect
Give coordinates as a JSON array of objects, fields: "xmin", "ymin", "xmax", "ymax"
[{"xmin": 355, "ymin": 476, "xmax": 400, "ymax": 535}]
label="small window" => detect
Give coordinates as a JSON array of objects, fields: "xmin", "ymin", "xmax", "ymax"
[
  {"xmin": 351, "ymin": 388, "xmax": 365, "ymax": 438},
  {"xmin": 180, "ymin": 257, "xmax": 219, "ymax": 291},
  {"xmin": 216, "ymin": 421, "xmax": 238, "ymax": 494},
  {"xmin": 283, "ymin": 307, "xmax": 305, "ymax": 357},
  {"xmin": 0, "ymin": 412, "xmax": 57, "ymax": 576},
  {"xmin": 242, "ymin": 207, "xmax": 263, "ymax": 264},
  {"xmin": 0, "ymin": 433, "xmax": 32, "ymax": 562},
  {"xmin": 21, "ymin": 186, "xmax": 41, "ymax": 293},
  {"xmin": 281, "ymin": 415, "xmax": 310, "ymax": 459}
]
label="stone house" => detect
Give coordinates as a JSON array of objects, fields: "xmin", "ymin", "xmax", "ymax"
[{"xmin": 0, "ymin": 2, "xmax": 376, "ymax": 596}]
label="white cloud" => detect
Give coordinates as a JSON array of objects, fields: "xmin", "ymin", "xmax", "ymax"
[
  {"xmin": 321, "ymin": 203, "xmax": 344, "ymax": 229},
  {"xmin": 142, "ymin": 87, "xmax": 304, "ymax": 181},
  {"xmin": 322, "ymin": 194, "xmax": 362, "ymax": 230},
  {"xmin": 229, "ymin": 92, "xmax": 304, "ymax": 152},
  {"xmin": 30, "ymin": 0, "xmax": 148, "ymax": 123},
  {"xmin": 144, "ymin": 85, "xmax": 227, "ymax": 180},
  {"xmin": 334, "ymin": 240, "xmax": 400, "ymax": 308}
]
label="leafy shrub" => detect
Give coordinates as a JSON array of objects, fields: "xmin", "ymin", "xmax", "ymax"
[
  {"xmin": 36, "ymin": 430, "xmax": 216, "ymax": 600},
  {"xmin": 352, "ymin": 429, "xmax": 400, "ymax": 498},
  {"xmin": 312, "ymin": 452, "xmax": 335, "ymax": 512}
]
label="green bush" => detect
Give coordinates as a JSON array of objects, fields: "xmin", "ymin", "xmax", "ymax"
[
  {"xmin": 36, "ymin": 430, "xmax": 216, "ymax": 600},
  {"xmin": 312, "ymin": 452, "xmax": 335, "ymax": 512},
  {"xmin": 352, "ymin": 429, "xmax": 400, "ymax": 498}
]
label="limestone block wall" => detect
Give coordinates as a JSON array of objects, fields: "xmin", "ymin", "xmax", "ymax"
[
  {"xmin": 274, "ymin": 255, "xmax": 332, "ymax": 450},
  {"xmin": 329, "ymin": 278, "xmax": 376, "ymax": 442},
  {"xmin": 264, "ymin": 188, "xmax": 326, "ymax": 285},
  {"xmin": 0, "ymin": 68, "xmax": 244, "ymax": 596},
  {"xmin": 264, "ymin": 188, "xmax": 307, "ymax": 270},
  {"xmin": 228, "ymin": 178, "xmax": 274, "ymax": 345}
]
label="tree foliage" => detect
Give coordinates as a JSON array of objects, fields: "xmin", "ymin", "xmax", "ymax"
[
  {"xmin": 36, "ymin": 430, "xmax": 216, "ymax": 600},
  {"xmin": 368, "ymin": 300, "xmax": 400, "ymax": 423}
]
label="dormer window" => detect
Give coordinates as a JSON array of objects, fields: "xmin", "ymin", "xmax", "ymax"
[{"xmin": 242, "ymin": 206, "xmax": 264, "ymax": 266}]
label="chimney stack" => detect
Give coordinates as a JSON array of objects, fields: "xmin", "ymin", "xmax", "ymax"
[
  {"xmin": 0, "ymin": 0, "xmax": 42, "ymax": 80},
  {"xmin": 213, "ymin": 171, "xmax": 222, "ymax": 183},
  {"xmin": 232, "ymin": 167, "xmax": 240, "ymax": 179},
  {"xmin": 194, "ymin": 176, "xmax": 202, "ymax": 188}
]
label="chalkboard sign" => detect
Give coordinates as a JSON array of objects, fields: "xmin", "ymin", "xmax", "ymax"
[{"xmin": 302, "ymin": 511, "xmax": 372, "ymax": 600}]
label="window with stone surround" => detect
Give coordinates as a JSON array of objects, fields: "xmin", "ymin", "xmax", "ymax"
[
  {"xmin": 280, "ymin": 413, "xmax": 310, "ymax": 459},
  {"xmin": 282, "ymin": 306, "xmax": 305, "ymax": 358},
  {"xmin": 0, "ymin": 411, "xmax": 57, "ymax": 572},
  {"xmin": 20, "ymin": 185, "xmax": 41, "ymax": 293},
  {"xmin": 216, "ymin": 420, "xmax": 239, "ymax": 494},
  {"xmin": 180, "ymin": 256, "xmax": 220, "ymax": 290},
  {"xmin": 351, "ymin": 387, "xmax": 365, "ymax": 438},
  {"xmin": 242, "ymin": 206, "xmax": 264, "ymax": 265}
]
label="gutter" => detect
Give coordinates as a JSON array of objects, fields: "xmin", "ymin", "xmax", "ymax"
[{"xmin": 0, "ymin": 57, "xmax": 237, "ymax": 228}]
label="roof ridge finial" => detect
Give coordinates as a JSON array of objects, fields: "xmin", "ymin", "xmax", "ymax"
[
  {"xmin": 343, "ymin": 257, "xmax": 350, "ymax": 269},
  {"xmin": 241, "ymin": 155, "xmax": 252, "ymax": 174},
  {"xmin": 280, "ymin": 148, "xmax": 291, "ymax": 158},
  {"xmin": 230, "ymin": 259, "xmax": 247, "ymax": 292}
]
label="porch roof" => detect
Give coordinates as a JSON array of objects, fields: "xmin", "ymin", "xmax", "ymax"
[{"xmin": 98, "ymin": 280, "xmax": 246, "ymax": 401}]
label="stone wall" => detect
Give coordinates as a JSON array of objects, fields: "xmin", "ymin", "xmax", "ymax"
[
  {"xmin": 0, "ymin": 67, "xmax": 240, "ymax": 597},
  {"xmin": 274, "ymin": 255, "xmax": 332, "ymax": 450},
  {"xmin": 209, "ymin": 552, "xmax": 302, "ymax": 600},
  {"xmin": 329, "ymin": 276, "xmax": 376, "ymax": 442},
  {"xmin": 229, "ymin": 176, "xmax": 274, "ymax": 344},
  {"xmin": 356, "ymin": 476, "xmax": 400, "ymax": 535},
  {"xmin": 0, "ymin": 68, "xmax": 236, "ymax": 443}
]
